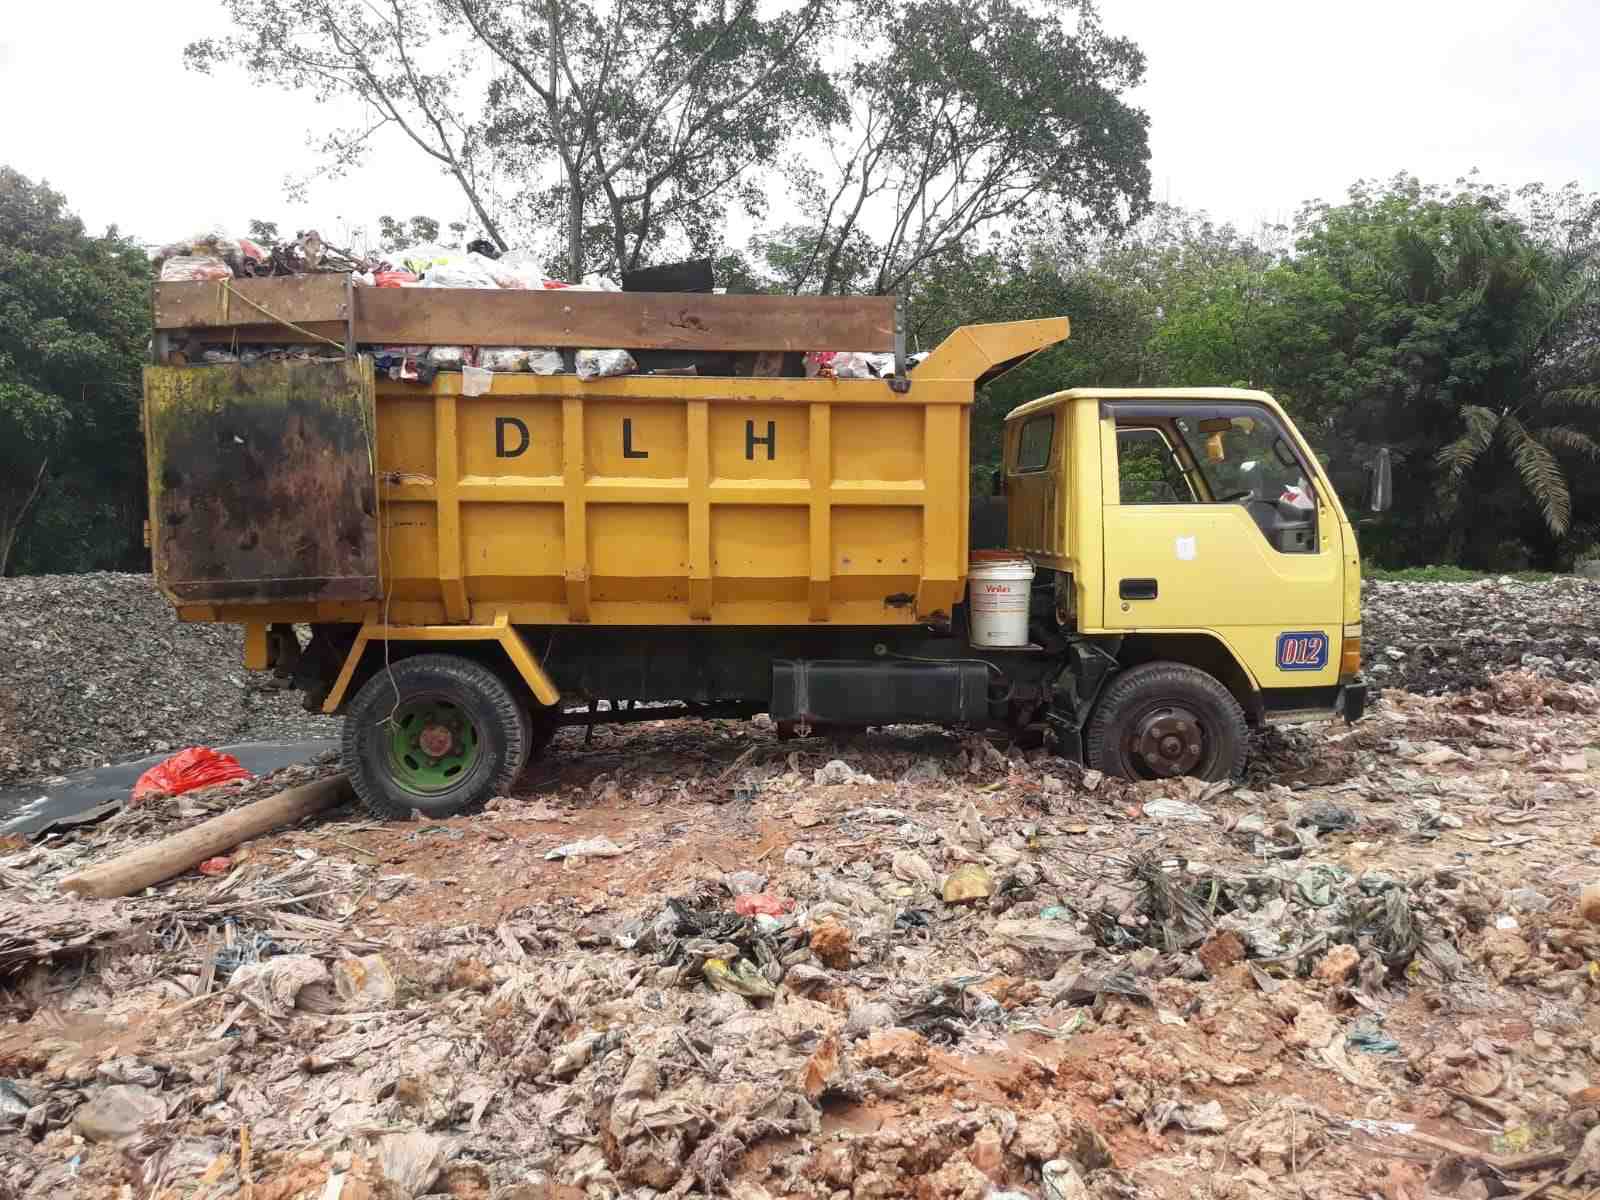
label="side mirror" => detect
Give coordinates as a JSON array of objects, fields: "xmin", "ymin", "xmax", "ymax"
[
  {"xmin": 992, "ymin": 467, "xmax": 1005, "ymax": 497},
  {"xmin": 1366, "ymin": 448, "xmax": 1392, "ymax": 513}
]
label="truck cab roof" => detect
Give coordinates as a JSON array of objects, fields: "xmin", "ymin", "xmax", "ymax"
[{"xmin": 1005, "ymin": 386, "xmax": 1280, "ymax": 422}]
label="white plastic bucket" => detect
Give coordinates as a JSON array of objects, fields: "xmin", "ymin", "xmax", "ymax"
[{"xmin": 968, "ymin": 555, "xmax": 1035, "ymax": 647}]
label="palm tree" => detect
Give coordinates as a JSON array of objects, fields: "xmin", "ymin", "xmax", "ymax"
[{"xmin": 1433, "ymin": 209, "xmax": 1600, "ymax": 537}]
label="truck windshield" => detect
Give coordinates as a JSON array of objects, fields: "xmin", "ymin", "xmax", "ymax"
[{"xmin": 1173, "ymin": 412, "xmax": 1312, "ymax": 506}]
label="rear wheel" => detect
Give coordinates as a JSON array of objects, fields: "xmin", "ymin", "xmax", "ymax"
[
  {"xmin": 1085, "ymin": 662, "xmax": 1247, "ymax": 783},
  {"xmin": 342, "ymin": 654, "xmax": 529, "ymax": 819}
]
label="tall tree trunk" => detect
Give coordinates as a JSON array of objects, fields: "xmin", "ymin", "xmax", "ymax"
[
  {"xmin": 568, "ymin": 171, "xmax": 583, "ymax": 280},
  {"xmin": 0, "ymin": 459, "xmax": 48, "ymax": 577},
  {"xmin": 549, "ymin": 2, "xmax": 583, "ymax": 279}
]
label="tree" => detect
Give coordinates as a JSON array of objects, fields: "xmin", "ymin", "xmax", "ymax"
[
  {"xmin": 187, "ymin": 0, "xmax": 840, "ymax": 278},
  {"xmin": 0, "ymin": 168, "xmax": 151, "ymax": 575},
  {"xmin": 1433, "ymin": 191, "xmax": 1600, "ymax": 539},
  {"xmin": 1267, "ymin": 175, "xmax": 1600, "ymax": 566},
  {"xmin": 788, "ymin": 0, "xmax": 1150, "ymax": 295},
  {"xmin": 376, "ymin": 214, "xmax": 442, "ymax": 253}
]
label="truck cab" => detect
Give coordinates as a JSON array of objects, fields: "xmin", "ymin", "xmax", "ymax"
[{"xmin": 1001, "ymin": 387, "xmax": 1367, "ymax": 780}]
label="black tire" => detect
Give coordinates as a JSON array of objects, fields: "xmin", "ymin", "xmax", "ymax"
[
  {"xmin": 341, "ymin": 654, "xmax": 529, "ymax": 819},
  {"xmin": 1085, "ymin": 662, "xmax": 1247, "ymax": 783}
]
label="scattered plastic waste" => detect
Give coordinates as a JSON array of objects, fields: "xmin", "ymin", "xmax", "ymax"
[
  {"xmin": 131, "ymin": 746, "xmax": 252, "ymax": 802},
  {"xmin": 545, "ymin": 836, "xmax": 626, "ymax": 860}
]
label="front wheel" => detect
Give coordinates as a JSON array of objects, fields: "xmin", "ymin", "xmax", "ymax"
[
  {"xmin": 342, "ymin": 654, "xmax": 529, "ymax": 819},
  {"xmin": 1085, "ymin": 662, "xmax": 1247, "ymax": 782}
]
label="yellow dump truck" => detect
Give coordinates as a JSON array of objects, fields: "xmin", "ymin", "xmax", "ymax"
[{"xmin": 143, "ymin": 276, "xmax": 1376, "ymax": 817}]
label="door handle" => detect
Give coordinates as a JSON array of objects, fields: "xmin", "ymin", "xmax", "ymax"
[{"xmin": 1119, "ymin": 578, "xmax": 1158, "ymax": 600}]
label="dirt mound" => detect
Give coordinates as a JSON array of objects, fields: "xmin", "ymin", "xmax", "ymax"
[{"xmin": 0, "ymin": 573, "xmax": 336, "ymax": 788}]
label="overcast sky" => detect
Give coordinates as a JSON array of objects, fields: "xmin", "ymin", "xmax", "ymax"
[{"xmin": 3, "ymin": 0, "xmax": 1597, "ymax": 252}]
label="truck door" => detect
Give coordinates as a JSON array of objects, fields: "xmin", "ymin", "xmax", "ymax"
[
  {"xmin": 1005, "ymin": 407, "xmax": 1062, "ymax": 557},
  {"xmin": 1099, "ymin": 400, "xmax": 1343, "ymax": 688}
]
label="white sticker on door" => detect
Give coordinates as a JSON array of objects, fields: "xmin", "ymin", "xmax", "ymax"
[{"xmin": 1175, "ymin": 535, "xmax": 1197, "ymax": 561}]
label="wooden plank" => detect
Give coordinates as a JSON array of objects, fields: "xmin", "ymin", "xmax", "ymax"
[
  {"xmin": 60, "ymin": 776, "xmax": 352, "ymax": 899},
  {"xmin": 154, "ymin": 275, "xmax": 349, "ymax": 331},
  {"xmin": 185, "ymin": 323, "xmax": 349, "ymax": 349},
  {"xmin": 355, "ymin": 289, "xmax": 896, "ymax": 352}
]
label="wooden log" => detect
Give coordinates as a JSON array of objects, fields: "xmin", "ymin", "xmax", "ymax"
[{"xmin": 59, "ymin": 776, "xmax": 353, "ymax": 900}]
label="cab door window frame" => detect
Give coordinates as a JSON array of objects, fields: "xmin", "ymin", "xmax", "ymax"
[
  {"xmin": 1115, "ymin": 425, "xmax": 1198, "ymax": 503},
  {"xmin": 1104, "ymin": 400, "xmax": 1324, "ymax": 556},
  {"xmin": 1015, "ymin": 413, "xmax": 1054, "ymax": 473}
]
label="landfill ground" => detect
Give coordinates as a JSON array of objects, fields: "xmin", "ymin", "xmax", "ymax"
[{"xmin": 3, "ymin": 578, "xmax": 1600, "ymax": 1200}]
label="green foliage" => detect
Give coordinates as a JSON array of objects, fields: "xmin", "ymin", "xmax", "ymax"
[
  {"xmin": 788, "ymin": 0, "xmax": 1150, "ymax": 295},
  {"xmin": 190, "ymin": 0, "xmax": 841, "ymax": 277},
  {"xmin": 376, "ymin": 215, "xmax": 443, "ymax": 253},
  {"xmin": 927, "ymin": 176, "xmax": 1600, "ymax": 572},
  {"xmin": 0, "ymin": 168, "xmax": 151, "ymax": 574}
]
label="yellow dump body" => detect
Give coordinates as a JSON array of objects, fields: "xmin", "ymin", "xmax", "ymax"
[
  {"xmin": 380, "ymin": 371, "xmax": 972, "ymax": 626},
  {"xmin": 144, "ymin": 291, "xmax": 1066, "ymax": 632}
]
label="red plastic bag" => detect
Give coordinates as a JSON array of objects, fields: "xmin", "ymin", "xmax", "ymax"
[
  {"xmin": 733, "ymin": 893, "xmax": 795, "ymax": 917},
  {"xmin": 132, "ymin": 747, "xmax": 252, "ymax": 803},
  {"xmin": 375, "ymin": 270, "xmax": 419, "ymax": 287}
]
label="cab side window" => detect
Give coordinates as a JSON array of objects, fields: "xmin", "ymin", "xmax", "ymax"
[
  {"xmin": 1117, "ymin": 428, "xmax": 1194, "ymax": 503},
  {"xmin": 1016, "ymin": 414, "xmax": 1053, "ymax": 472}
]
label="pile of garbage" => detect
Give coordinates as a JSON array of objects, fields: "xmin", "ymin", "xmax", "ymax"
[
  {"xmin": 6, "ymin": 664, "xmax": 1600, "ymax": 1199},
  {"xmin": 0, "ymin": 573, "xmax": 336, "ymax": 790},
  {"xmin": 1363, "ymin": 575, "xmax": 1600, "ymax": 692},
  {"xmin": 156, "ymin": 230, "xmax": 903, "ymax": 385}
]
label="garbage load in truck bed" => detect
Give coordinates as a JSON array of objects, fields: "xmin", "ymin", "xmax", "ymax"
[{"xmin": 145, "ymin": 274, "xmax": 1068, "ymax": 629}]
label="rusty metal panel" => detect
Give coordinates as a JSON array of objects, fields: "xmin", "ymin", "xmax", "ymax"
[{"xmin": 144, "ymin": 358, "xmax": 378, "ymax": 605}]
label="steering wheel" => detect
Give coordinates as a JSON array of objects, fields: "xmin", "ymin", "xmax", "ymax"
[{"xmin": 1217, "ymin": 489, "xmax": 1253, "ymax": 502}]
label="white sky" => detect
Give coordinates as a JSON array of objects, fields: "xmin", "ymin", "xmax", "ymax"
[{"xmin": 2, "ymin": 0, "xmax": 1597, "ymax": 252}]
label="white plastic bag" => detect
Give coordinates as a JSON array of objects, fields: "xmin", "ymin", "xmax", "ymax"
[
  {"xmin": 479, "ymin": 348, "xmax": 529, "ymax": 372},
  {"xmin": 831, "ymin": 352, "xmax": 874, "ymax": 380},
  {"xmin": 422, "ymin": 252, "xmax": 501, "ymax": 289},
  {"xmin": 461, "ymin": 365, "xmax": 493, "ymax": 396},
  {"xmin": 160, "ymin": 255, "xmax": 233, "ymax": 282},
  {"xmin": 426, "ymin": 345, "xmax": 467, "ymax": 366},
  {"xmin": 575, "ymin": 349, "xmax": 637, "ymax": 380},
  {"xmin": 396, "ymin": 242, "xmax": 455, "ymax": 275},
  {"xmin": 528, "ymin": 348, "xmax": 566, "ymax": 375}
]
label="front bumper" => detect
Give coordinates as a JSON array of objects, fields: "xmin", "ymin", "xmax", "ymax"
[{"xmin": 1339, "ymin": 678, "xmax": 1369, "ymax": 723}]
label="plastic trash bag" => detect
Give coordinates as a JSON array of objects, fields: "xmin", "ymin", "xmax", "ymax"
[
  {"xmin": 159, "ymin": 255, "xmax": 234, "ymax": 282},
  {"xmin": 528, "ymin": 348, "xmax": 565, "ymax": 374},
  {"xmin": 479, "ymin": 348, "xmax": 528, "ymax": 372},
  {"xmin": 396, "ymin": 243, "xmax": 456, "ymax": 275},
  {"xmin": 575, "ymin": 349, "xmax": 637, "ymax": 380},
  {"xmin": 421, "ymin": 252, "xmax": 501, "ymax": 289},
  {"xmin": 461, "ymin": 365, "xmax": 492, "ymax": 396},
  {"xmin": 374, "ymin": 270, "xmax": 419, "ymax": 287},
  {"xmin": 131, "ymin": 747, "xmax": 252, "ymax": 803},
  {"xmin": 805, "ymin": 350, "xmax": 873, "ymax": 379},
  {"xmin": 426, "ymin": 345, "xmax": 468, "ymax": 367}
]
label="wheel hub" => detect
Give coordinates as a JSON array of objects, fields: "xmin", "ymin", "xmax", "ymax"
[
  {"xmin": 417, "ymin": 724, "xmax": 455, "ymax": 757},
  {"xmin": 385, "ymin": 698, "xmax": 481, "ymax": 796},
  {"xmin": 1130, "ymin": 706, "xmax": 1204, "ymax": 777}
]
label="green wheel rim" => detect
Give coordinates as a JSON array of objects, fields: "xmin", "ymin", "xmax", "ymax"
[{"xmin": 384, "ymin": 697, "xmax": 481, "ymax": 796}]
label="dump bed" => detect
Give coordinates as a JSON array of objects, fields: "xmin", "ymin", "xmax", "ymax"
[{"xmin": 144, "ymin": 277, "xmax": 1066, "ymax": 628}]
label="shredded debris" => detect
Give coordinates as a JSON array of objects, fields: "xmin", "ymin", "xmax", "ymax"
[{"xmin": 3, "ymin": 579, "xmax": 1600, "ymax": 1198}]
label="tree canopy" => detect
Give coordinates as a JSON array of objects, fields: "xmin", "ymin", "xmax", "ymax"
[{"xmin": 0, "ymin": 169, "xmax": 150, "ymax": 575}]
